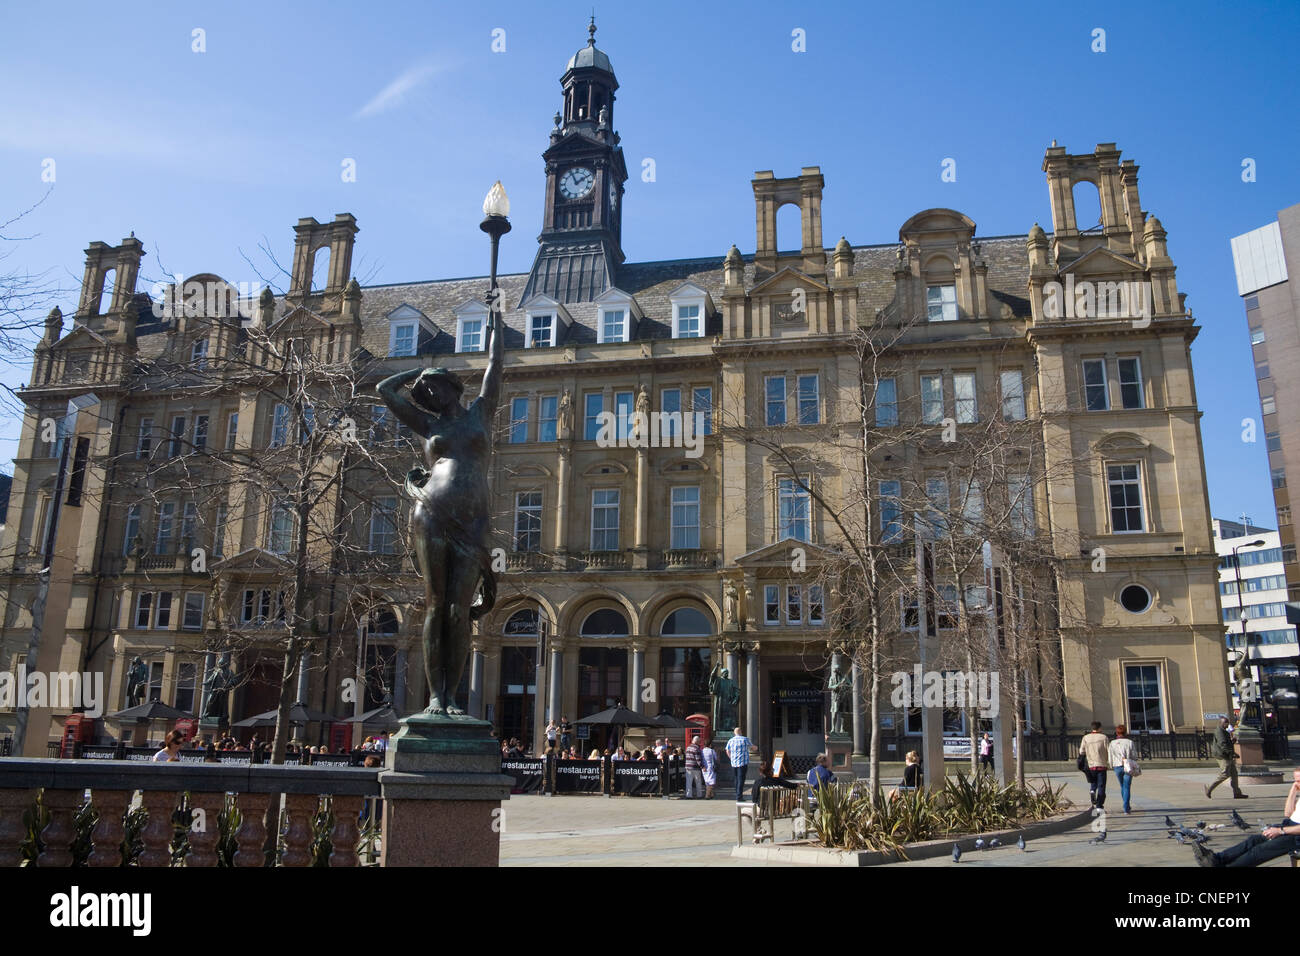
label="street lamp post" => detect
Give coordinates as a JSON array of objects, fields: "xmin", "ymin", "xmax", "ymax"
[{"xmin": 1231, "ymin": 539, "xmax": 1266, "ymax": 731}]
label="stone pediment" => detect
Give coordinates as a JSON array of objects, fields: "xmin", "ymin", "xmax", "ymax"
[
  {"xmin": 1056, "ymin": 245, "xmax": 1145, "ymax": 278},
  {"xmin": 733, "ymin": 538, "xmax": 838, "ymax": 568},
  {"xmin": 210, "ymin": 548, "xmax": 293, "ymax": 573},
  {"xmin": 582, "ymin": 459, "xmax": 630, "ymax": 477},
  {"xmin": 900, "ymin": 208, "xmax": 976, "ymax": 241},
  {"xmin": 50, "ymin": 323, "xmax": 109, "ymax": 349},
  {"xmin": 748, "ymin": 267, "xmax": 829, "ymax": 297}
]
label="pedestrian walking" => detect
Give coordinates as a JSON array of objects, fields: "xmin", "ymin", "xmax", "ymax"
[
  {"xmin": 684, "ymin": 735, "xmax": 705, "ymax": 798},
  {"xmin": 1079, "ymin": 721, "xmax": 1109, "ymax": 808},
  {"xmin": 545, "ymin": 719, "xmax": 558, "ymax": 751},
  {"xmin": 978, "ymin": 733, "xmax": 994, "ymax": 774},
  {"xmin": 1108, "ymin": 723, "xmax": 1137, "ymax": 814},
  {"xmin": 700, "ymin": 738, "xmax": 718, "ymax": 798},
  {"xmin": 1205, "ymin": 717, "xmax": 1248, "ymax": 800},
  {"xmin": 725, "ymin": 727, "xmax": 752, "ymax": 802},
  {"xmin": 559, "ymin": 715, "xmax": 572, "ymax": 752},
  {"xmin": 1195, "ymin": 767, "xmax": 1299, "ymax": 867}
]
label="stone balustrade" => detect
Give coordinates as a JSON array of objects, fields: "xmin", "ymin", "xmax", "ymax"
[{"xmin": 0, "ymin": 758, "xmax": 380, "ymax": 867}]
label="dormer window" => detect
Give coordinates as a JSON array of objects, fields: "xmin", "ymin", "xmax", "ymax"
[
  {"xmin": 457, "ymin": 316, "xmax": 484, "ymax": 353},
  {"xmin": 926, "ymin": 284, "xmax": 957, "ymax": 322},
  {"xmin": 667, "ymin": 283, "xmax": 712, "ymax": 340},
  {"xmin": 601, "ymin": 309, "xmax": 627, "ymax": 343},
  {"xmin": 593, "ymin": 288, "xmax": 641, "ymax": 344},
  {"xmin": 390, "ymin": 321, "xmax": 416, "ymax": 357},
  {"xmin": 386, "ymin": 303, "xmax": 434, "ymax": 358},
  {"xmin": 675, "ymin": 305, "xmax": 702, "ymax": 338},
  {"xmin": 528, "ymin": 314, "xmax": 556, "ymax": 348}
]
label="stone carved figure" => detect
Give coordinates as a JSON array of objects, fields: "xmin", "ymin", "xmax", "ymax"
[
  {"xmin": 724, "ymin": 581, "xmax": 739, "ymax": 627},
  {"xmin": 828, "ymin": 664, "xmax": 851, "ymax": 736},
  {"xmin": 202, "ymin": 652, "xmax": 236, "ymax": 719},
  {"xmin": 125, "ymin": 656, "xmax": 148, "ymax": 706},
  {"xmin": 377, "ymin": 304, "xmax": 504, "ymax": 716},
  {"xmin": 557, "ymin": 389, "xmax": 573, "ymax": 440},
  {"xmin": 709, "ymin": 662, "xmax": 740, "ymax": 731}
]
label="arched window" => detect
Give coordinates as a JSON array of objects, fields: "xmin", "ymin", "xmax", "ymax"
[
  {"xmin": 580, "ymin": 608, "xmax": 629, "ymax": 637},
  {"xmin": 659, "ymin": 607, "xmax": 712, "ymax": 637},
  {"xmin": 1072, "ymin": 181, "xmax": 1102, "ymax": 232},
  {"xmin": 658, "ymin": 605, "xmax": 713, "ymax": 719},
  {"xmin": 776, "ymin": 202, "xmax": 802, "ymax": 254},
  {"xmin": 504, "ymin": 608, "xmax": 540, "ymax": 637}
]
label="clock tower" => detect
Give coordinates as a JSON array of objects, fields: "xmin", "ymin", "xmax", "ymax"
[{"xmin": 521, "ymin": 20, "xmax": 628, "ymax": 304}]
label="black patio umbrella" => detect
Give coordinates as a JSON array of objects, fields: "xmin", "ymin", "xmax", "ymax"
[
  {"xmin": 109, "ymin": 700, "xmax": 193, "ymax": 722},
  {"xmin": 231, "ymin": 701, "xmax": 333, "ymax": 728},
  {"xmin": 343, "ymin": 705, "xmax": 401, "ymax": 730},
  {"xmin": 575, "ymin": 706, "xmax": 664, "ymax": 728},
  {"xmin": 653, "ymin": 712, "xmax": 687, "ymax": 728}
]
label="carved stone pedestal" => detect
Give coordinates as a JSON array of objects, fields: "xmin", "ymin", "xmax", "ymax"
[
  {"xmin": 379, "ymin": 713, "xmax": 513, "ymax": 867},
  {"xmin": 825, "ymin": 733, "xmax": 853, "ymax": 772}
]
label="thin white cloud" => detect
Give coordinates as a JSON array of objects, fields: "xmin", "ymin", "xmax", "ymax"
[{"xmin": 354, "ymin": 63, "xmax": 443, "ymax": 119}]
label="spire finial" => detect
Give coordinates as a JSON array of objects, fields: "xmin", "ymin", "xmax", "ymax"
[{"xmin": 588, "ymin": 14, "xmax": 596, "ymax": 46}]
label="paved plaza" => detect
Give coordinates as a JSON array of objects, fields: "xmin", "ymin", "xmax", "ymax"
[{"xmin": 499, "ymin": 764, "xmax": 1300, "ymax": 867}]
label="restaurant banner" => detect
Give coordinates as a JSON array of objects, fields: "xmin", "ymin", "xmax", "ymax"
[
  {"xmin": 554, "ymin": 759, "xmax": 604, "ymax": 793},
  {"xmin": 501, "ymin": 758, "xmax": 546, "ymax": 793},
  {"xmin": 611, "ymin": 761, "xmax": 661, "ymax": 796},
  {"xmin": 79, "ymin": 745, "xmax": 118, "ymax": 760}
]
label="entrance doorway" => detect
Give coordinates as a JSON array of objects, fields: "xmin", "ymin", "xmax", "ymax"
[
  {"xmin": 578, "ymin": 647, "xmax": 627, "ymax": 751},
  {"xmin": 769, "ymin": 672, "xmax": 824, "ymax": 760}
]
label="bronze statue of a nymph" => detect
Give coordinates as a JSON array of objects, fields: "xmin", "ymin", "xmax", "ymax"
[{"xmin": 377, "ymin": 308, "xmax": 502, "ymax": 716}]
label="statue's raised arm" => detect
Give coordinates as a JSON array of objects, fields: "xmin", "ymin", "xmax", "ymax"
[{"xmin": 377, "ymin": 367, "xmax": 436, "ymax": 438}]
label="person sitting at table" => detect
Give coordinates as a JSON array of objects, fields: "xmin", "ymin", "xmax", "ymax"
[
  {"xmin": 807, "ymin": 753, "xmax": 836, "ymax": 790},
  {"xmin": 750, "ymin": 759, "xmax": 798, "ymax": 804}
]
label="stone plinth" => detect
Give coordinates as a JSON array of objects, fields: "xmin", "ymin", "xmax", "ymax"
[
  {"xmin": 825, "ymin": 734, "xmax": 853, "ymax": 771},
  {"xmin": 1235, "ymin": 735, "xmax": 1285, "ymax": 784},
  {"xmin": 379, "ymin": 713, "xmax": 513, "ymax": 867}
]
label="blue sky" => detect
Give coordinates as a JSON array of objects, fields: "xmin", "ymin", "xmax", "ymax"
[{"xmin": 1, "ymin": 0, "xmax": 1297, "ymax": 527}]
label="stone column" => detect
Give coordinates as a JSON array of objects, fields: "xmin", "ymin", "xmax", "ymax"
[
  {"xmin": 629, "ymin": 641, "xmax": 646, "ymax": 711},
  {"xmin": 394, "ymin": 646, "xmax": 408, "ymax": 714},
  {"xmin": 745, "ymin": 648, "xmax": 760, "ymax": 742},
  {"xmin": 468, "ymin": 644, "xmax": 485, "ymax": 719},
  {"xmin": 295, "ymin": 649, "xmax": 311, "ymax": 704},
  {"xmin": 197, "ymin": 651, "xmax": 216, "ymax": 718},
  {"xmin": 632, "ymin": 448, "xmax": 649, "ymax": 569},
  {"xmin": 548, "ymin": 641, "xmax": 564, "ymax": 727},
  {"xmin": 380, "ymin": 716, "xmax": 513, "ymax": 867},
  {"xmin": 851, "ymin": 656, "xmax": 866, "ymax": 757},
  {"xmin": 555, "ymin": 443, "xmax": 570, "ymax": 556}
]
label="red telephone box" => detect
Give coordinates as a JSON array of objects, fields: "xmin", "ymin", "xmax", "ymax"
[
  {"xmin": 328, "ymin": 722, "xmax": 352, "ymax": 753},
  {"xmin": 60, "ymin": 714, "xmax": 94, "ymax": 757},
  {"xmin": 685, "ymin": 713, "xmax": 712, "ymax": 747}
]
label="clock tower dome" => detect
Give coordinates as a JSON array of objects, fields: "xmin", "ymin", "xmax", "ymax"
[{"xmin": 521, "ymin": 20, "xmax": 628, "ymax": 304}]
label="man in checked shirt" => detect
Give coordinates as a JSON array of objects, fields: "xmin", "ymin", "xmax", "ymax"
[{"xmin": 726, "ymin": 727, "xmax": 754, "ymax": 802}]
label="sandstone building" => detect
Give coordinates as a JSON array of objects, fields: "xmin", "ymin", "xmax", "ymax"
[{"xmin": 0, "ymin": 28, "xmax": 1231, "ymax": 760}]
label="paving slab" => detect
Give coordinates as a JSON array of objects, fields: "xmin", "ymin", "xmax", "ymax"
[{"xmin": 498, "ymin": 766, "xmax": 1298, "ymax": 867}]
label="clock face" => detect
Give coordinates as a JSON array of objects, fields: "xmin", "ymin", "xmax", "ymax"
[{"xmin": 559, "ymin": 166, "xmax": 595, "ymax": 200}]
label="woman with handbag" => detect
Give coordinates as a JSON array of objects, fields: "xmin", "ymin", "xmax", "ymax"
[{"xmin": 1108, "ymin": 723, "xmax": 1138, "ymax": 814}]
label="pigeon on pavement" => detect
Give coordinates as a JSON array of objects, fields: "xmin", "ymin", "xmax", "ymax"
[
  {"xmin": 1164, "ymin": 815, "xmax": 1178, "ymax": 828},
  {"xmin": 952, "ymin": 843, "xmax": 962, "ymax": 862},
  {"xmin": 1230, "ymin": 809, "xmax": 1249, "ymax": 831},
  {"xmin": 1017, "ymin": 835, "xmax": 1026, "ymax": 851}
]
